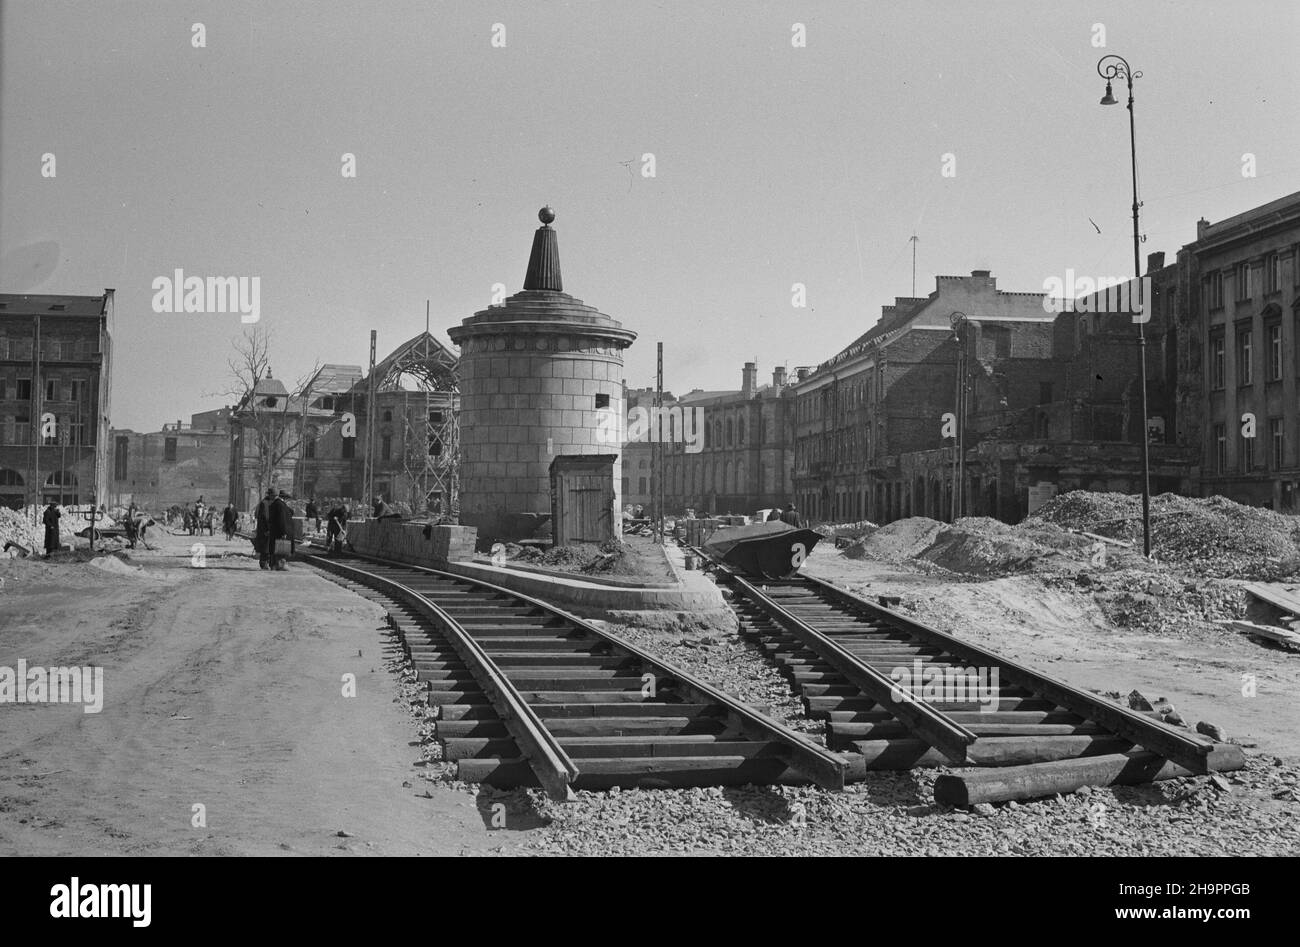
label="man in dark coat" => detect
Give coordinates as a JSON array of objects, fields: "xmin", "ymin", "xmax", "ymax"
[
  {"xmin": 780, "ymin": 502, "xmax": 803, "ymax": 528},
  {"xmin": 766, "ymin": 505, "xmax": 784, "ymax": 522},
  {"xmin": 326, "ymin": 504, "xmax": 348, "ymax": 555},
  {"xmin": 305, "ymin": 498, "xmax": 320, "ymax": 533},
  {"xmin": 267, "ymin": 490, "xmax": 295, "ymax": 570},
  {"xmin": 254, "ymin": 488, "xmax": 275, "ymax": 569},
  {"xmin": 42, "ymin": 502, "xmax": 61, "ymax": 557},
  {"xmin": 222, "ymin": 504, "xmax": 238, "ymax": 540}
]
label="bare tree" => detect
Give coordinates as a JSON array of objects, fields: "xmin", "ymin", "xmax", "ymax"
[{"xmin": 222, "ymin": 329, "xmax": 324, "ymax": 504}]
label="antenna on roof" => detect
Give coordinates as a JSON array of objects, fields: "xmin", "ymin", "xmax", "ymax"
[
  {"xmin": 425, "ymin": 300, "xmax": 430, "ymax": 334},
  {"xmin": 909, "ymin": 234, "xmax": 919, "ymax": 297}
]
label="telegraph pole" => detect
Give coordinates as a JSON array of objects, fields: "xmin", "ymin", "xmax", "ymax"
[{"xmin": 655, "ymin": 342, "xmax": 664, "ymax": 543}]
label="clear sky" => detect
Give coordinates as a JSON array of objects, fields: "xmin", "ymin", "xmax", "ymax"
[{"xmin": 3, "ymin": 0, "xmax": 1298, "ymax": 431}]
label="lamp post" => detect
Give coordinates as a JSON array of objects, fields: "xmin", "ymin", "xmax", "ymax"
[
  {"xmin": 949, "ymin": 312, "xmax": 969, "ymax": 522},
  {"xmin": 1097, "ymin": 53, "xmax": 1153, "ymax": 559}
]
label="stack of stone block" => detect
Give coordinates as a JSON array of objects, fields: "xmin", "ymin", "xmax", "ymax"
[{"xmin": 430, "ymin": 525, "xmax": 477, "ymax": 562}]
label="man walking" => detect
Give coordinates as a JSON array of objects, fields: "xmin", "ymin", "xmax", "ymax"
[
  {"xmin": 254, "ymin": 488, "xmax": 275, "ymax": 570},
  {"xmin": 267, "ymin": 490, "xmax": 295, "ymax": 570},
  {"xmin": 780, "ymin": 502, "xmax": 803, "ymax": 528},
  {"xmin": 42, "ymin": 501, "xmax": 61, "ymax": 557},
  {"xmin": 767, "ymin": 505, "xmax": 784, "ymax": 522},
  {"xmin": 222, "ymin": 503, "xmax": 238, "ymax": 541}
]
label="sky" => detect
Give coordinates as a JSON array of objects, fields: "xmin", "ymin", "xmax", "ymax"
[{"xmin": 3, "ymin": 0, "xmax": 1299, "ymax": 431}]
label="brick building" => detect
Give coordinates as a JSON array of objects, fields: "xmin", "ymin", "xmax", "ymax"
[
  {"xmin": 0, "ymin": 291, "xmax": 113, "ymax": 509},
  {"xmin": 1188, "ymin": 191, "xmax": 1300, "ymax": 509},
  {"xmin": 109, "ymin": 409, "xmax": 231, "ymax": 510},
  {"xmin": 789, "ymin": 271, "xmax": 1057, "ymax": 523},
  {"xmin": 660, "ymin": 363, "xmax": 795, "ymax": 516}
]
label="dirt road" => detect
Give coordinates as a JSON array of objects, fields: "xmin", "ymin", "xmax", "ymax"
[{"xmin": 0, "ymin": 531, "xmax": 519, "ymax": 856}]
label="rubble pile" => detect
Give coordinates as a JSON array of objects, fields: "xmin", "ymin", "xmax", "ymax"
[
  {"xmin": 1055, "ymin": 569, "xmax": 1249, "ymax": 637},
  {"xmin": 842, "ymin": 518, "xmax": 944, "ymax": 562},
  {"xmin": 1030, "ymin": 491, "xmax": 1300, "ymax": 580}
]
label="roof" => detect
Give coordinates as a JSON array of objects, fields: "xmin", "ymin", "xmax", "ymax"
[
  {"xmin": 307, "ymin": 363, "xmax": 364, "ymax": 394},
  {"xmin": 0, "ymin": 293, "xmax": 109, "ymax": 317}
]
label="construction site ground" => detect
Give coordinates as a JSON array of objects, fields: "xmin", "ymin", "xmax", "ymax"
[{"xmin": 1, "ymin": 522, "xmax": 1297, "ymax": 856}]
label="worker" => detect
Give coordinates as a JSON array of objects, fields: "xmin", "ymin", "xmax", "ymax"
[
  {"xmin": 372, "ymin": 495, "xmax": 399, "ymax": 520},
  {"xmin": 42, "ymin": 501, "xmax": 61, "ymax": 557},
  {"xmin": 267, "ymin": 490, "xmax": 295, "ymax": 570},
  {"xmin": 767, "ymin": 505, "xmax": 784, "ymax": 522},
  {"xmin": 326, "ymin": 504, "xmax": 349, "ymax": 555},
  {"xmin": 305, "ymin": 497, "xmax": 320, "ymax": 532},
  {"xmin": 254, "ymin": 488, "xmax": 275, "ymax": 569},
  {"xmin": 780, "ymin": 502, "xmax": 803, "ymax": 528},
  {"xmin": 222, "ymin": 503, "xmax": 238, "ymax": 541}
]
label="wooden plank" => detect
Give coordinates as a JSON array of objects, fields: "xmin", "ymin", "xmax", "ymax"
[
  {"xmin": 933, "ymin": 745, "xmax": 1247, "ymax": 806},
  {"xmin": 1216, "ymin": 618, "xmax": 1300, "ymax": 647},
  {"xmin": 1242, "ymin": 582, "xmax": 1300, "ymax": 617}
]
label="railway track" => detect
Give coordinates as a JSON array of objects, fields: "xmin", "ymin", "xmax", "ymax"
[
  {"xmin": 698, "ymin": 551, "xmax": 1243, "ymax": 803},
  {"xmin": 300, "ymin": 549, "xmax": 848, "ymax": 800}
]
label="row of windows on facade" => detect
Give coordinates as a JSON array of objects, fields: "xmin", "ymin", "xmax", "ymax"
[
  {"xmin": 1211, "ymin": 419, "xmax": 1293, "ymax": 474},
  {"xmin": 794, "ymin": 328, "xmax": 1017, "ymax": 425},
  {"xmin": 651, "ymin": 413, "xmax": 773, "ymax": 450},
  {"xmin": 0, "ymin": 337, "xmax": 99, "ymax": 361},
  {"xmin": 1207, "ymin": 318, "xmax": 1296, "ymax": 388},
  {"xmin": 0, "ymin": 377, "xmax": 92, "ymax": 403},
  {"xmin": 0, "ymin": 469, "xmax": 78, "ymax": 488},
  {"xmin": 1203, "ymin": 248, "xmax": 1299, "ymax": 309},
  {"xmin": 0, "ymin": 419, "xmax": 89, "ymax": 446}
]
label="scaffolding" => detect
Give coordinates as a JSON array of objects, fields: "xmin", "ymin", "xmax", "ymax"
[{"xmin": 364, "ymin": 332, "xmax": 459, "ymax": 515}]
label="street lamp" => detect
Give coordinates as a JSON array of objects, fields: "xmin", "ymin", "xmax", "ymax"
[
  {"xmin": 950, "ymin": 311, "xmax": 969, "ymax": 522},
  {"xmin": 1097, "ymin": 53, "xmax": 1153, "ymax": 559}
]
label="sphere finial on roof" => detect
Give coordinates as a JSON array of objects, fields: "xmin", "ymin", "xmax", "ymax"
[{"xmin": 539, "ymin": 206, "xmax": 556, "ymax": 225}]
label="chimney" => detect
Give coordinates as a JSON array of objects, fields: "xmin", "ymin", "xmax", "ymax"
[
  {"xmin": 742, "ymin": 362, "xmax": 757, "ymax": 396},
  {"xmin": 796, "ymin": 366, "xmax": 810, "ymax": 381},
  {"xmin": 773, "ymin": 365, "xmax": 787, "ymax": 388},
  {"xmin": 1146, "ymin": 251, "xmax": 1165, "ymax": 273},
  {"xmin": 970, "ymin": 269, "xmax": 995, "ymax": 290},
  {"xmin": 1196, "ymin": 217, "xmax": 1210, "ymax": 240}
]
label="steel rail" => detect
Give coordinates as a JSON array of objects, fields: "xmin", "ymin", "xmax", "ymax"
[
  {"xmin": 304, "ymin": 552, "xmax": 580, "ymax": 801},
  {"xmin": 315, "ymin": 550, "xmax": 848, "ymax": 791}
]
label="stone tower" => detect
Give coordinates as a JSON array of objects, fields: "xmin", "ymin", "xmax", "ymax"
[{"xmin": 448, "ymin": 208, "xmax": 637, "ymax": 542}]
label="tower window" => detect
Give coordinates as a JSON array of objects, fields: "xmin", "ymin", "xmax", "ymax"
[{"xmin": 595, "ymin": 394, "xmax": 610, "ymax": 409}]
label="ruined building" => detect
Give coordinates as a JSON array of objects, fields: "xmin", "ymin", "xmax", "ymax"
[{"xmin": 0, "ymin": 291, "xmax": 113, "ymax": 509}]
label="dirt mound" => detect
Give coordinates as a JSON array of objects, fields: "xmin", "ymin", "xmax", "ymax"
[
  {"xmin": 1030, "ymin": 491, "xmax": 1300, "ymax": 580},
  {"xmin": 1049, "ymin": 568, "xmax": 1248, "ymax": 637},
  {"xmin": 915, "ymin": 517, "xmax": 1087, "ymax": 575},
  {"xmin": 842, "ymin": 517, "xmax": 944, "ymax": 561}
]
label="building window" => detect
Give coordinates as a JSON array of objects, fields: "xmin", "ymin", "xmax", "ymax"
[
  {"xmin": 1266, "ymin": 253, "xmax": 1282, "ymax": 294},
  {"xmin": 342, "ymin": 438, "xmax": 355, "ymax": 459},
  {"xmin": 320, "ymin": 396, "xmax": 334, "ymax": 411},
  {"xmin": 1207, "ymin": 271, "xmax": 1224, "ymax": 309},
  {"xmin": 1236, "ymin": 262, "xmax": 1251, "ymax": 301},
  {"xmin": 15, "ymin": 416, "xmax": 30, "ymax": 445},
  {"xmin": 1214, "ymin": 424, "xmax": 1226, "ymax": 473},
  {"xmin": 1268, "ymin": 324, "xmax": 1283, "ymax": 380},
  {"xmin": 45, "ymin": 379, "xmax": 59, "ymax": 402},
  {"xmin": 1209, "ymin": 334, "xmax": 1225, "ymax": 390},
  {"xmin": 1237, "ymin": 329, "xmax": 1252, "ymax": 386},
  {"xmin": 16, "ymin": 378, "xmax": 32, "ymax": 401},
  {"xmin": 70, "ymin": 379, "xmax": 84, "ymax": 403},
  {"xmin": 637, "ymin": 477, "xmax": 647, "ymax": 494},
  {"xmin": 1270, "ymin": 417, "xmax": 1284, "ymax": 470},
  {"xmin": 595, "ymin": 393, "xmax": 610, "ymax": 409},
  {"xmin": 1039, "ymin": 382, "xmax": 1053, "ymax": 404},
  {"xmin": 381, "ymin": 435, "xmax": 391, "ymax": 460},
  {"xmin": 164, "ymin": 437, "xmax": 177, "ymax": 461},
  {"xmin": 114, "ymin": 436, "xmax": 129, "ymax": 480},
  {"xmin": 382, "ymin": 409, "xmax": 392, "ymax": 422},
  {"xmin": 725, "ymin": 419, "xmax": 733, "ymax": 446},
  {"xmin": 1240, "ymin": 431, "xmax": 1255, "ymax": 472},
  {"xmin": 304, "ymin": 437, "xmax": 316, "ymax": 459},
  {"xmin": 737, "ymin": 418, "xmax": 745, "ymax": 445}
]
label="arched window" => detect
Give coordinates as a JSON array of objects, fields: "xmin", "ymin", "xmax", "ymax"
[
  {"xmin": 737, "ymin": 418, "xmax": 745, "ymax": 445},
  {"xmin": 0, "ymin": 469, "xmax": 24, "ymax": 486},
  {"xmin": 45, "ymin": 470, "xmax": 77, "ymax": 487},
  {"xmin": 725, "ymin": 419, "xmax": 733, "ymax": 446}
]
